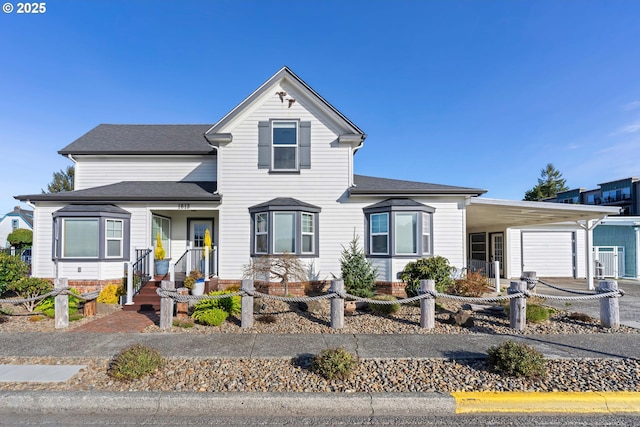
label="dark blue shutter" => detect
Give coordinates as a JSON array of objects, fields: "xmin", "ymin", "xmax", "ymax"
[
  {"xmin": 258, "ymin": 121, "xmax": 271, "ymax": 169},
  {"xmin": 299, "ymin": 121, "xmax": 311, "ymax": 169}
]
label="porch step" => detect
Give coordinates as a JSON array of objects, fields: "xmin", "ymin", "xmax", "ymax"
[{"xmin": 123, "ymin": 281, "xmax": 161, "ymax": 312}]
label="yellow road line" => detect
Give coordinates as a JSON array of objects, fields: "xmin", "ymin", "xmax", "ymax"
[{"xmin": 452, "ymin": 392, "xmax": 640, "ymax": 414}]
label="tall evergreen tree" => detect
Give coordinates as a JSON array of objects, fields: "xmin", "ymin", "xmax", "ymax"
[
  {"xmin": 523, "ymin": 163, "xmax": 568, "ymax": 201},
  {"xmin": 42, "ymin": 165, "xmax": 74, "ymax": 193}
]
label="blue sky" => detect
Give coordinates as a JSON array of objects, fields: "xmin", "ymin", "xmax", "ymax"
[{"xmin": 1, "ymin": 0, "xmax": 639, "ymax": 215}]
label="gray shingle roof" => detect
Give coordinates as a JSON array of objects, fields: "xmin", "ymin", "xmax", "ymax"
[
  {"xmin": 15, "ymin": 181, "xmax": 220, "ymax": 203},
  {"xmin": 58, "ymin": 125, "xmax": 215, "ymax": 155},
  {"xmin": 351, "ymin": 175, "xmax": 486, "ymax": 196}
]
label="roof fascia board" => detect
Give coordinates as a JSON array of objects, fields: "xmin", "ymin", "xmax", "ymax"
[
  {"xmin": 469, "ymin": 197, "xmax": 621, "ymax": 214},
  {"xmin": 349, "ymin": 189, "xmax": 486, "ymax": 197},
  {"xmin": 15, "ymin": 195, "xmax": 222, "ymax": 203}
]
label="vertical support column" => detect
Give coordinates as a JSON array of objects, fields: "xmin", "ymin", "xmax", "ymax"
[
  {"xmin": 149, "ymin": 247, "xmax": 155, "ymax": 278},
  {"xmin": 126, "ymin": 263, "xmax": 134, "ymax": 305},
  {"xmin": 241, "ymin": 278, "xmax": 254, "ymax": 329},
  {"xmin": 204, "ymin": 246, "xmax": 210, "ymax": 279},
  {"xmin": 54, "ymin": 278, "xmax": 69, "ymax": 329},
  {"xmin": 213, "ymin": 246, "xmax": 218, "ymax": 276},
  {"xmin": 597, "ymin": 280, "xmax": 620, "ymax": 330},
  {"xmin": 419, "ymin": 279, "xmax": 435, "ymax": 329},
  {"xmin": 586, "ymin": 220, "xmax": 594, "ymax": 290},
  {"xmin": 330, "ymin": 279, "xmax": 344, "ymax": 329},
  {"xmin": 508, "ymin": 281, "xmax": 527, "ymax": 331},
  {"xmin": 159, "ymin": 280, "xmax": 175, "ymax": 330},
  {"xmin": 169, "ymin": 263, "xmax": 175, "ymax": 283},
  {"xmin": 493, "ymin": 261, "xmax": 501, "ymax": 293}
]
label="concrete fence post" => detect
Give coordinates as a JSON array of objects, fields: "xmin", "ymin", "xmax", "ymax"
[
  {"xmin": 241, "ymin": 278, "xmax": 254, "ymax": 329},
  {"xmin": 159, "ymin": 280, "xmax": 175, "ymax": 330},
  {"xmin": 597, "ymin": 280, "xmax": 620, "ymax": 330},
  {"xmin": 54, "ymin": 278, "xmax": 69, "ymax": 329},
  {"xmin": 508, "ymin": 281, "xmax": 527, "ymax": 331},
  {"xmin": 419, "ymin": 279, "xmax": 435, "ymax": 329},
  {"xmin": 330, "ymin": 279, "xmax": 345, "ymax": 329}
]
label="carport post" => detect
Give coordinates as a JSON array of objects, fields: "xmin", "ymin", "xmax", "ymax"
[{"xmin": 493, "ymin": 261, "xmax": 501, "ymax": 293}]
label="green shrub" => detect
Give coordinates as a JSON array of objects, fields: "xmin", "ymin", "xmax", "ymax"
[
  {"xmin": 401, "ymin": 256, "xmax": 454, "ymax": 297},
  {"xmin": 7, "ymin": 277, "xmax": 53, "ymax": 312},
  {"xmin": 192, "ymin": 307, "xmax": 228, "ymax": 326},
  {"xmin": 310, "ymin": 347, "xmax": 359, "ymax": 381},
  {"xmin": 367, "ymin": 294, "xmax": 400, "ymax": 315},
  {"xmin": 0, "ymin": 253, "xmax": 29, "ymax": 296},
  {"xmin": 526, "ymin": 304, "xmax": 550, "ymax": 323},
  {"xmin": 446, "ymin": 270, "xmax": 492, "ymax": 297},
  {"xmin": 338, "ymin": 235, "xmax": 377, "ymax": 298},
  {"xmin": 35, "ymin": 287, "xmax": 82, "ymax": 317},
  {"xmin": 487, "ymin": 340, "xmax": 546, "ymax": 378},
  {"xmin": 108, "ymin": 344, "xmax": 165, "ymax": 381},
  {"xmin": 192, "ymin": 290, "xmax": 241, "ymax": 316}
]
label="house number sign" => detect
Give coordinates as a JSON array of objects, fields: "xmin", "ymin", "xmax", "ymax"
[{"xmin": 178, "ymin": 203, "xmax": 191, "ymax": 210}]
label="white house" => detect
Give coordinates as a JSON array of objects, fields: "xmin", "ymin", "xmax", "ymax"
[
  {"xmin": 0, "ymin": 206, "xmax": 33, "ymax": 250},
  {"xmin": 16, "ymin": 67, "xmax": 619, "ymax": 301}
]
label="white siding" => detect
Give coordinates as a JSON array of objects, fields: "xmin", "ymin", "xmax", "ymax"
[
  {"xmin": 75, "ymin": 156, "xmax": 217, "ymax": 189},
  {"xmin": 31, "ymin": 204, "xmax": 55, "ymax": 279}
]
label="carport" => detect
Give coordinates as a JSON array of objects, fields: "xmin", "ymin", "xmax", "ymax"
[{"xmin": 466, "ymin": 198, "xmax": 620, "ymax": 290}]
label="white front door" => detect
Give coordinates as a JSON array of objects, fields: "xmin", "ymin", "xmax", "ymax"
[{"xmin": 491, "ymin": 233, "xmax": 504, "ymax": 277}]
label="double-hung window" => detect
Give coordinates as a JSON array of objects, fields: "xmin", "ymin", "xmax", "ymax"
[
  {"xmin": 249, "ymin": 198, "xmax": 320, "ymax": 257},
  {"xmin": 364, "ymin": 199, "xmax": 434, "ymax": 258},
  {"xmin": 272, "ymin": 121, "xmax": 298, "ymax": 171},
  {"xmin": 370, "ymin": 213, "xmax": 389, "ymax": 255},
  {"xmin": 106, "ymin": 219, "xmax": 123, "ymax": 258}
]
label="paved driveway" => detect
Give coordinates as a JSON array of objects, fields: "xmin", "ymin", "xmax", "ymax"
[{"xmin": 502, "ymin": 278, "xmax": 640, "ymax": 329}]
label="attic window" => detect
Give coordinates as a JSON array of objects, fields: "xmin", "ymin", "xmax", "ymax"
[{"xmin": 258, "ymin": 121, "xmax": 311, "ymax": 171}]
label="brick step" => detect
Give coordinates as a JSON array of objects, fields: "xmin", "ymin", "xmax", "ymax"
[{"xmin": 123, "ymin": 281, "xmax": 161, "ymax": 312}]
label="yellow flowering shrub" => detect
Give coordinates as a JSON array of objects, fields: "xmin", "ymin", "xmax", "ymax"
[{"xmin": 97, "ymin": 283, "xmax": 124, "ymax": 304}]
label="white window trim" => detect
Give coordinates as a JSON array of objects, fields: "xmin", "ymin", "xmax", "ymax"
[
  {"xmin": 301, "ymin": 213, "xmax": 315, "ymax": 254},
  {"xmin": 255, "ymin": 212, "xmax": 269, "ymax": 254},
  {"xmin": 105, "ymin": 219, "xmax": 124, "ymax": 258},
  {"xmin": 370, "ymin": 212, "xmax": 389, "ymax": 255},
  {"xmin": 271, "ymin": 121, "xmax": 299, "ymax": 172}
]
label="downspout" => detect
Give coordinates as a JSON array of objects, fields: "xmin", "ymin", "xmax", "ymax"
[
  {"xmin": 349, "ymin": 135, "xmax": 366, "ymax": 188},
  {"xmin": 635, "ymin": 227, "xmax": 640, "ymax": 280},
  {"xmin": 66, "ymin": 154, "xmax": 77, "ymax": 190}
]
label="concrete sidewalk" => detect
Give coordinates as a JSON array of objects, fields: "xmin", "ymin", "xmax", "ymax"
[{"xmin": 1, "ymin": 332, "xmax": 639, "ymax": 360}]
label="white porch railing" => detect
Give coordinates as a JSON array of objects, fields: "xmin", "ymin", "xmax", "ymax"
[{"xmin": 169, "ymin": 246, "xmax": 218, "ymax": 283}]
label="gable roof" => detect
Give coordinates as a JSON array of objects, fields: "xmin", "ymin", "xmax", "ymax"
[
  {"xmin": 350, "ymin": 175, "xmax": 486, "ymax": 197},
  {"xmin": 58, "ymin": 124, "xmax": 215, "ymax": 155},
  {"xmin": 2, "ymin": 206, "xmax": 34, "ymax": 228},
  {"xmin": 15, "ymin": 181, "xmax": 220, "ymax": 203},
  {"xmin": 205, "ymin": 66, "xmax": 366, "ymax": 145}
]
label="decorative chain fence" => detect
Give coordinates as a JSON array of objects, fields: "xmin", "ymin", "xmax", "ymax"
[{"xmin": 155, "ymin": 274, "xmax": 625, "ymax": 332}]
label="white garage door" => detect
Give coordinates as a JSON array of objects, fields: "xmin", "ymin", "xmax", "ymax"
[{"xmin": 522, "ymin": 231, "xmax": 575, "ymax": 277}]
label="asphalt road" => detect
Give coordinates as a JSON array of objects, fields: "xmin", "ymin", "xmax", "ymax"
[{"xmin": 1, "ymin": 412, "xmax": 639, "ymax": 426}]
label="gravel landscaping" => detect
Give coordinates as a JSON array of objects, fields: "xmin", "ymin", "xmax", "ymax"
[{"xmin": 1, "ymin": 297, "xmax": 638, "ymax": 394}]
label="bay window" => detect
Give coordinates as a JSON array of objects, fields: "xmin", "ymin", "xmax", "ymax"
[{"xmin": 364, "ymin": 199, "xmax": 434, "ymax": 258}]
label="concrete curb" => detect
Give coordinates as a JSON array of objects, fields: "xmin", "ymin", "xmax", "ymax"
[
  {"xmin": 3, "ymin": 391, "xmax": 640, "ymax": 415},
  {"xmin": 0, "ymin": 391, "xmax": 456, "ymax": 416},
  {"xmin": 452, "ymin": 391, "xmax": 640, "ymax": 414}
]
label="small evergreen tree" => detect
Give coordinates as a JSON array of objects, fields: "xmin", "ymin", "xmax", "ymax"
[{"xmin": 339, "ymin": 235, "xmax": 377, "ymax": 298}]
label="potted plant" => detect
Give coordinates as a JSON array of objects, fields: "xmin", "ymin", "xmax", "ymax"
[
  {"xmin": 154, "ymin": 232, "xmax": 170, "ymax": 276},
  {"xmin": 183, "ymin": 269, "xmax": 205, "ymax": 295}
]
